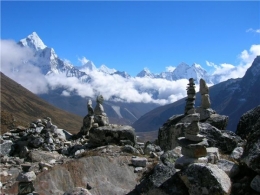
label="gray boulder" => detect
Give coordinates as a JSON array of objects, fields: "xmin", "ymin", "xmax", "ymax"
[
  {"xmin": 250, "ymin": 175, "xmax": 260, "ymax": 193},
  {"xmin": 205, "ymin": 114, "xmax": 229, "ymax": 130},
  {"xmin": 0, "ymin": 140, "xmax": 13, "ymax": 156},
  {"xmin": 89, "ymin": 125, "xmax": 137, "ymax": 147},
  {"xmin": 236, "ymin": 105, "xmax": 260, "ymax": 174},
  {"xmin": 160, "ymin": 146, "xmax": 182, "ymax": 166},
  {"xmin": 28, "ymin": 150, "xmax": 62, "ymax": 163},
  {"xmin": 16, "ymin": 171, "xmax": 36, "ymax": 182},
  {"xmin": 217, "ymin": 159, "xmax": 240, "ymax": 178},
  {"xmin": 180, "ymin": 163, "xmax": 231, "ymax": 195},
  {"xmin": 199, "ymin": 123, "xmax": 244, "ymax": 153},
  {"xmin": 158, "ymin": 114, "xmax": 186, "ymax": 151},
  {"xmin": 121, "ymin": 145, "xmax": 140, "ymax": 154}
]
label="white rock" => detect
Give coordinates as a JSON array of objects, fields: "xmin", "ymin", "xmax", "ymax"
[
  {"xmin": 230, "ymin": 147, "xmax": 244, "ymax": 160},
  {"xmin": 134, "ymin": 167, "xmax": 143, "ymax": 173}
]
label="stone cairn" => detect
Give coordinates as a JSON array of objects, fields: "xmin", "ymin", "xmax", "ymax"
[
  {"xmin": 80, "ymin": 99, "xmax": 95, "ymax": 136},
  {"xmin": 80, "ymin": 95, "xmax": 109, "ymax": 136},
  {"xmin": 16, "ymin": 164, "xmax": 38, "ymax": 195},
  {"xmin": 184, "ymin": 78, "xmax": 196, "ymax": 115},
  {"xmin": 94, "ymin": 95, "xmax": 109, "ymax": 126},
  {"xmin": 175, "ymin": 78, "xmax": 209, "ymax": 169},
  {"xmin": 200, "ymin": 78, "xmax": 211, "ymax": 109}
]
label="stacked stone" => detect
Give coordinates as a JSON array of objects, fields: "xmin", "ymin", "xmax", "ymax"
[
  {"xmin": 184, "ymin": 78, "xmax": 196, "ymax": 115},
  {"xmin": 80, "ymin": 99, "xmax": 95, "ymax": 136},
  {"xmin": 175, "ymin": 113, "xmax": 208, "ymax": 169},
  {"xmin": 93, "ymin": 95, "xmax": 109, "ymax": 126},
  {"xmin": 16, "ymin": 164, "xmax": 38, "ymax": 195},
  {"xmin": 199, "ymin": 78, "xmax": 211, "ymax": 109}
]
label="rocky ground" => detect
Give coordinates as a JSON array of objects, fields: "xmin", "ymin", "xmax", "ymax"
[{"xmin": 1, "ymin": 106, "xmax": 260, "ymax": 195}]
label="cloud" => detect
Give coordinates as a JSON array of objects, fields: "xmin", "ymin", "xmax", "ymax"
[
  {"xmin": 78, "ymin": 56, "xmax": 89, "ymax": 65},
  {"xmin": 0, "ymin": 39, "xmax": 49, "ymax": 94},
  {"xmin": 205, "ymin": 61, "xmax": 217, "ymax": 68},
  {"xmin": 165, "ymin": 66, "xmax": 176, "ymax": 72},
  {"xmin": 246, "ymin": 28, "xmax": 260, "ymax": 34},
  {"xmin": 211, "ymin": 44, "xmax": 260, "ymax": 82}
]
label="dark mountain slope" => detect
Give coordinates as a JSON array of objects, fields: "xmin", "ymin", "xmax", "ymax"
[{"xmin": 0, "ymin": 72, "xmax": 82, "ymax": 134}]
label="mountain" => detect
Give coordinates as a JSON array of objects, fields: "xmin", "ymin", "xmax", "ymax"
[
  {"xmin": 137, "ymin": 68, "xmax": 155, "ymax": 78},
  {"xmin": 133, "ymin": 56, "xmax": 260, "ymax": 133},
  {"xmin": 0, "ymin": 72, "xmax": 82, "ymax": 134},
  {"xmin": 18, "ymin": 32, "xmax": 87, "ymax": 78},
  {"xmin": 99, "ymin": 64, "xmax": 117, "ymax": 74}
]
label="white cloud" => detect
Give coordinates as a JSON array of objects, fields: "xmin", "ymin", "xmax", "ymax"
[
  {"xmin": 246, "ymin": 28, "xmax": 260, "ymax": 34},
  {"xmin": 205, "ymin": 60, "xmax": 217, "ymax": 68},
  {"xmin": 166, "ymin": 66, "xmax": 176, "ymax": 72},
  {"xmin": 0, "ymin": 39, "xmax": 49, "ymax": 94},
  {"xmin": 211, "ymin": 44, "xmax": 260, "ymax": 82},
  {"xmin": 78, "ymin": 56, "xmax": 89, "ymax": 65}
]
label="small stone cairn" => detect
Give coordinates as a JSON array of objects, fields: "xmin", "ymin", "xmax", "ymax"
[
  {"xmin": 80, "ymin": 95, "xmax": 109, "ymax": 136},
  {"xmin": 16, "ymin": 164, "xmax": 38, "ymax": 195},
  {"xmin": 80, "ymin": 99, "xmax": 95, "ymax": 136},
  {"xmin": 175, "ymin": 78, "xmax": 209, "ymax": 169},
  {"xmin": 184, "ymin": 78, "xmax": 196, "ymax": 114},
  {"xmin": 94, "ymin": 95, "xmax": 109, "ymax": 126},
  {"xmin": 199, "ymin": 78, "xmax": 211, "ymax": 109}
]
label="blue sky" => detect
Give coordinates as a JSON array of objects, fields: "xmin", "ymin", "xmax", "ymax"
[{"xmin": 1, "ymin": 1, "xmax": 260, "ymax": 76}]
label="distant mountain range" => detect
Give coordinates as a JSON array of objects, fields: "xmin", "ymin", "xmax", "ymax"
[
  {"xmin": 3, "ymin": 32, "xmax": 258, "ymax": 128},
  {"xmin": 17, "ymin": 32, "xmax": 220, "ymax": 84},
  {"xmin": 133, "ymin": 55, "xmax": 260, "ymax": 133}
]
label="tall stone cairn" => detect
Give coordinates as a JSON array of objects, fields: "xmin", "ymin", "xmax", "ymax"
[
  {"xmin": 200, "ymin": 78, "xmax": 211, "ymax": 109},
  {"xmin": 175, "ymin": 113, "xmax": 209, "ymax": 169},
  {"xmin": 185, "ymin": 78, "xmax": 196, "ymax": 115}
]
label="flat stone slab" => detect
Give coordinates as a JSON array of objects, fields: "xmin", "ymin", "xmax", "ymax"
[
  {"xmin": 185, "ymin": 133, "xmax": 205, "ymax": 142},
  {"xmin": 131, "ymin": 156, "xmax": 147, "ymax": 167},
  {"xmin": 178, "ymin": 137, "xmax": 208, "ymax": 147}
]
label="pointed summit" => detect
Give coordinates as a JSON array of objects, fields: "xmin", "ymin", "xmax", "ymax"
[
  {"xmin": 18, "ymin": 32, "xmax": 47, "ymax": 51},
  {"xmin": 99, "ymin": 64, "xmax": 117, "ymax": 74},
  {"xmin": 137, "ymin": 68, "xmax": 154, "ymax": 78}
]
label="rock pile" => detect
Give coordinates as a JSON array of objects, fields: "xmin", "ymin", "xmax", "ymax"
[{"xmin": 175, "ymin": 113, "xmax": 208, "ymax": 169}]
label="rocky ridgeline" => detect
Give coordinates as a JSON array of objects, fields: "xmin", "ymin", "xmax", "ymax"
[{"xmin": 1, "ymin": 81, "xmax": 260, "ymax": 195}]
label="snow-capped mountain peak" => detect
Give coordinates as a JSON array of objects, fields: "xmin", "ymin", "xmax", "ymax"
[
  {"xmin": 99, "ymin": 64, "xmax": 117, "ymax": 74},
  {"xmin": 137, "ymin": 68, "xmax": 154, "ymax": 78},
  {"xmin": 80, "ymin": 60, "xmax": 97, "ymax": 71},
  {"xmin": 18, "ymin": 32, "xmax": 47, "ymax": 51}
]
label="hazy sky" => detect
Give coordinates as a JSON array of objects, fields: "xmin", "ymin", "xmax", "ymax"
[{"xmin": 1, "ymin": 1, "xmax": 260, "ymax": 76}]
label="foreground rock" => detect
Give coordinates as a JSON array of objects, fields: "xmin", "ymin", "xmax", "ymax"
[
  {"xmin": 179, "ymin": 163, "xmax": 231, "ymax": 195},
  {"xmin": 236, "ymin": 105, "xmax": 260, "ymax": 174},
  {"xmin": 89, "ymin": 125, "xmax": 137, "ymax": 147}
]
